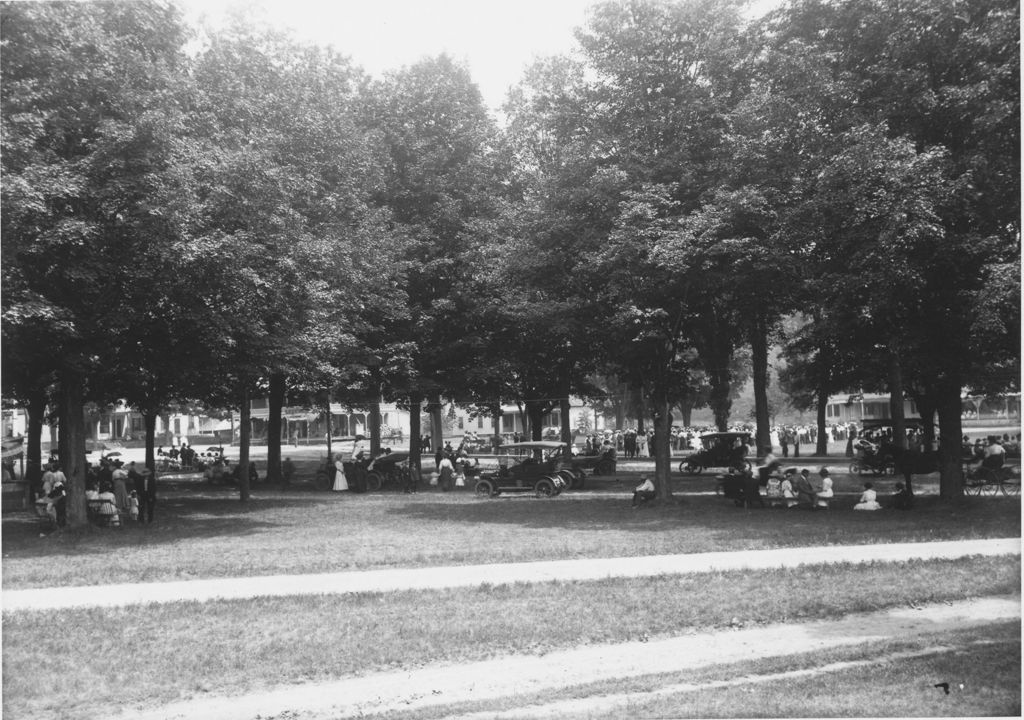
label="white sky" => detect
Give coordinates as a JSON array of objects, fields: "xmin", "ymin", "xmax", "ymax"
[
  {"xmin": 180, "ymin": 0, "xmax": 596, "ymax": 113},
  {"xmin": 179, "ymin": 0, "xmax": 781, "ymax": 115}
]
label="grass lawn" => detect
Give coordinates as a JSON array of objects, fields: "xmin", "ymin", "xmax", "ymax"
[
  {"xmin": 366, "ymin": 622, "xmax": 1021, "ymax": 720},
  {"xmin": 2, "ymin": 557, "xmax": 1018, "ymax": 720},
  {"xmin": 2, "ymin": 477, "xmax": 1019, "ymax": 588}
]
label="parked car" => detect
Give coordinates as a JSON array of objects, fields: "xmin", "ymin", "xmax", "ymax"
[
  {"xmin": 678, "ymin": 432, "xmax": 752, "ymax": 475},
  {"xmin": 475, "ymin": 441, "xmax": 579, "ymax": 498}
]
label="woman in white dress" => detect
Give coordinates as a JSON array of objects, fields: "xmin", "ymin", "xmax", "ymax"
[
  {"xmin": 816, "ymin": 467, "xmax": 834, "ymax": 508},
  {"xmin": 854, "ymin": 482, "xmax": 881, "ymax": 510},
  {"xmin": 332, "ymin": 454, "xmax": 349, "ymax": 492}
]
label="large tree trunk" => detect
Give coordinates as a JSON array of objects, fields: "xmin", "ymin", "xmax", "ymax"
[
  {"xmin": 238, "ymin": 386, "xmax": 251, "ymax": 503},
  {"xmin": 525, "ymin": 400, "xmax": 546, "ymax": 442},
  {"xmin": 887, "ymin": 352, "xmax": 907, "ymax": 450},
  {"xmin": 266, "ymin": 372, "xmax": 285, "ymax": 484},
  {"xmin": 25, "ymin": 391, "xmax": 46, "ymax": 494},
  {"xmin": 491, "ymin": 402, "xmax": 503, "ymax": 451},
  {"xmin": 935, "ymin": 378, "xmax": 964, "ymax": 500},
  {"xmin": 750, "ymin": 316, "xmax": 771, "ymax": 458},
  {"xmin": 815, "ymin": 384, "xmax": 829, "ymax": 455},
  {"xmin": 58, "ymin": 372, "xmax": 88, "ymax": 528},
  {"xmin": 369, "ymin": 395, "xmax": 382, "ymax": 457},
  {"xmin": 652, "ymin": 393, "xmax": 673, "ymax": 500},
  {"xmin": 408, "ymin": 395, "xmax": 422, "ymax": 480},
  {"xmin": 677, "ymin": 398, "xmax": 694, "ymax": 429},
  {"xmin": 560, "ymin": 395, "xmax": 572, "ymax": 448},
  {"xmin": 143, "ymin": 409, "xmax": 157, "ymax": 472},
  {"xmin": 428, "ymin": 395, "xmax": 444, "ymax": 453}
]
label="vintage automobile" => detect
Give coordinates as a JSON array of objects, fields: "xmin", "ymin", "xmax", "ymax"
[
  {"xmin": 570, "ymin": 447, "xmax": 616, "ymax": 482},
  {"xmin": 475, "ymin": 441, "xmax": 579, "ymax": 498},
  {"xmin": 678, "ymin": 432, "xmax": 752, "ymax": 475},
  {"xmin": 365, "ymin": 451, "xmax": 412, "ymax": 491}
]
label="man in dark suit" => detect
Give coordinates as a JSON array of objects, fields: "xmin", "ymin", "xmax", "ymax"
[{"xmin": 135, "ymin": 467, "xmax": 156, "ymax": 523}]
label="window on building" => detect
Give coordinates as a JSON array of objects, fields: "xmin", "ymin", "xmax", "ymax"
[
  {"xmin": 826, "ymin": 404, "xmax": 839, "ymax": 419},
  {"xmin": 478, "ymin": 416, "xmax": 485, "ymax": 429},
  {"xmin": 502, "ymin": 415, "xmax": 515, "ymax": 432},
  {"xmin": 100, "ymin": 416, "xmax": 111, "ymax": 434},
  {"xmin": 457, "ymin": 417, "xmax": 464, "ymax": 430},
  {"xmin": 173, "ymin": 418, "xmax": 181, "ymax": 434},
  {"xmin": 131, "ymin": 417, "xmax": 144, "ymax": 433},
  {"xmin": 862, "ymin": 402, "xmax": 889, "ymax": 418}
]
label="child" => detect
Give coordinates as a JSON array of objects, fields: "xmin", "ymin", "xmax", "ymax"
[
  {"xmin": 129, "ymin": 490, "xmax": 140, "ymax": 523},
  {"xmin": 854, "ymin": 482, "xmax": 881, "ymax": 511}
]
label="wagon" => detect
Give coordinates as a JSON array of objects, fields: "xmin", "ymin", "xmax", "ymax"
[
  {"xmin": 474, "ymin": 441, "xmax": 577, "ymax": 498},
  {"xmin": 678, "ymin": 432, "xmax": 752, "ymax": 475}
]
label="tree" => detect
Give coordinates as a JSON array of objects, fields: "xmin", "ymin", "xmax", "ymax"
[
  {"xmin": 770, "ymin": 0, "xmax": 1020, "ymax": 497},
  {"xmin": 2, "ymin": 0, "xmax": 192, "ymax": 525}
]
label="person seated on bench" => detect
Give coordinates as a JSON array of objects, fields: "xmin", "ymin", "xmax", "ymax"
[
  {"xmin": 815, "ymin": 467, "xmax": 834, "ymax": 508},
  {"xmin": 780, "ymin": 470, "xmax": 798, "ymax": 508},
  {"xmin": 632, "ymin": 475, "xmax": 655, "ymax": 508},
  {"xmin": 765, "ymin": 473, "xmax": 784, "ymax": 507},
  {"xmin": 794, "ymin": 469, "xmax": 816, "ymax": 507}
]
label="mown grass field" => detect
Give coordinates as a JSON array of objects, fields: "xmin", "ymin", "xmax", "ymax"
[
  {"xmin": 364, "ymin": 622, "xmax": 1021, "ymax": 720},
  {"xmin": 2, "ymin": 557, "xmax": 1019, "ymax": 720},
  {"xmin": 1, "ymin": 474, "xmax": 1019, "ymax": 588},
  {"xmin": 2, "ymin": 472, "xmax": 1019, "ymax": 720}
]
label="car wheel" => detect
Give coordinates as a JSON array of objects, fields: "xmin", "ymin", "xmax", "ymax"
[
  {"xmin": 365, "ymin": 472, "xmax": 383, "ymax": 492},
  {"xmin": 475, "ymin": 479, "xmax": 494, "ymax": 497},
  {"xmin": 535, "ymin": 478, "xmax": 556, "ymax": 498},
  {"xmin": 682, "ymin": 461, "xmax": 702, "ymax": 476},
  {"xmin": 848, "ymin": 463, "xmax": 861, "ymax": 475},
  {"xmin": 557, "ymin": 470, "xmax": 576, "ymax": 489},
  {"xmin": 1001, "ymin": 481, "xmax": 1020, "ymax": 497}
]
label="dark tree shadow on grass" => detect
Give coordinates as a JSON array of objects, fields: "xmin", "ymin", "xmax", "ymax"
[{"xmin": 386, "ymin": 493, "xmax": 1021, "ymax": 539}]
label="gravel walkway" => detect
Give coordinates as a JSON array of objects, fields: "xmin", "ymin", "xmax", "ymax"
[
  {"xmin": 107, "ymin": 595, "xmax": 1020, "ymax": 720},
  {"xmin": 3, "ymin": 538, "xmax": 1018, "ymax": 612}
]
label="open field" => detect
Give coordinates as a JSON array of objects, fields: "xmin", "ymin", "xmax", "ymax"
[
  {"xmin": 2, "ymin": 473, "xmax": 1019, "ymax": 588},
  {"xmin": 2, "ymin": 558, "xmax": 1018, "ymax": 720},
  {"xmin": 364, "ymin": 622, "xmax": 1021, "ymax": 720},
  {"xmin": 3, "ymin": 468, "xmax": 1019, "ymax": 719}
]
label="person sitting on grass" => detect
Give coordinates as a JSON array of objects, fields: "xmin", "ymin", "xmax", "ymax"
[
  {"xmin": 893, "ymin": 482, "xmax": 913, "ymax": 511},
  {"xmin": 854, "ymin": 482, "xmax": 881, "ymax": 511},
  {"xmin": 632, "ymin": 475, "xmax": 655, "ymax": 508}
]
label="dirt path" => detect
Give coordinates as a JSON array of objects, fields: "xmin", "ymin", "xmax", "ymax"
[
  {"xmin": 107, "ymin": 596, "xmax": 1020, "ymax": 720},
  {"xmin": 3, "ymin": 538, "xmax": 1018, "ymax": 612}
]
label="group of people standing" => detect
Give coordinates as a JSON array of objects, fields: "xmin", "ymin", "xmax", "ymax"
[
  {"xmin": 86, "ymin": 457, "xmax": 156, "ymax": 524},
  {"xmin": 36, "ymin": 456, "xmax": 156, "ymax": 528}
]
